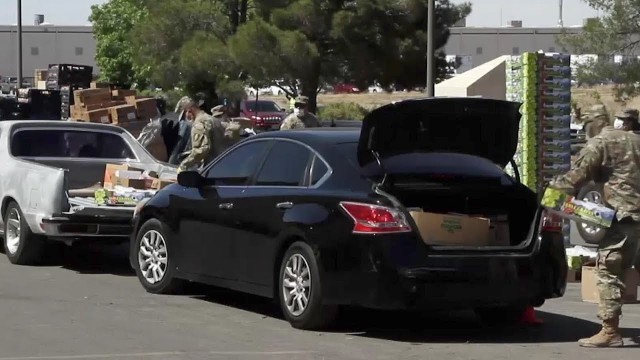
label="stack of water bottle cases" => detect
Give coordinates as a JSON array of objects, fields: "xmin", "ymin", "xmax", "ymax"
[{"xmin": 506, "ymin": 52, "xmax": 572, "ymax": 242}]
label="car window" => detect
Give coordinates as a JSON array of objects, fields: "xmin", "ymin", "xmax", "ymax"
[
  {"xmin": 205, "ymin": 140, "xmax": 271, "ymax": 186},
  {"xmin": 310, "ymin": 156, "xmax": 329, "ymax": 186},
  {"xmin": 11, "ymin": 129, "xmax": 135, "ymax": 159},
  {"xmin": 245, "ymin": 101, "xmax": 282, "ymax": 112},
  {"xmin": 255, "ymin": 141, "xmax": 311, "ymax": 186}
]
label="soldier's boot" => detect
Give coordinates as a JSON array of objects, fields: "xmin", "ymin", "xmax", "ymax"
[{"xmin": 578, "ymin": 317, "xmax": 624, "ymax": 348}]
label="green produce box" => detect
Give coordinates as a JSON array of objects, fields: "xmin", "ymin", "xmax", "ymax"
[{"xmin": 541, "ymin": 187, "xmax": 616, "ymax": 228}]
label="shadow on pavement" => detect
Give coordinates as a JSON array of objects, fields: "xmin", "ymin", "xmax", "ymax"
[
  {"xmin": 191, "ymin": 287, "xmax": 640, "ymax": 346},
  {"xmin": 38, "ymin": 242, "xmax": 135, "ymax": 277}
]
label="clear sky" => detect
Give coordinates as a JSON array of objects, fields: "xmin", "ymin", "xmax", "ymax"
[{"xmin": 0, "ymin": 0, "xmax": 599, "ymax": 27}]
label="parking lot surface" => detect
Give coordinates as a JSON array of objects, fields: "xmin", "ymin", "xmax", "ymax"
[{"xmin": 0, "ymin": 243, "xmax": 638, "ymax": 360}]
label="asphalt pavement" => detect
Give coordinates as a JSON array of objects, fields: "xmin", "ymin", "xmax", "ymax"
[{"xmin": 0, "ymin": 242, "xmax": 638, "ymax": 360}]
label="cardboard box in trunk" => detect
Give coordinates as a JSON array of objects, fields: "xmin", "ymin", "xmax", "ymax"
[
  {"xmin": 108, "ymin": 104, "xmax": 137, "ymax": 124},
  {"xmin": 74, "ymin": 88, "xmax": 111, "ymax": 106},
  {"xmin": 581, "ymin": 266, "xmax": 639, "ymax": 304},
  {"xmin": 410, "ymin": 211, "xmax": 491, "ymax": 246},
  {"xmin": 104, "ymin": 164, "xmax": 144, "ymax": 189}
]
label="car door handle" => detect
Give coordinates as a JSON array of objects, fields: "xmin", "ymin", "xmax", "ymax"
[
  {"xmin": 276, "ymin": 202, "xmax": 293, "ymax": 209},
  {"xmin": 219, "ymin": 203, "xmax": 234, "ymax": 210}
]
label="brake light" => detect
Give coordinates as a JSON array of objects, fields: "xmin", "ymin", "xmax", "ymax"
[
  {"xmin": 541, "ymin": 210, "xmax": 563, "ymax": 233},
  {"xmin": 339, "ymin": 201, "xmax": 411, "ymax": 234}
]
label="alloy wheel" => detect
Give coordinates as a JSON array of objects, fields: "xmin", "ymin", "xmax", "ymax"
[
  {"xmin": 282, "ymin": 253, "xmax": 312, "ymax": 317},
  {"xmin": 5, "ymin": 208, "xmax": 21, "ymax": 254},
  {"xmin": 138, "ymin": 230, "xmax": 168, "ymax": 284}
]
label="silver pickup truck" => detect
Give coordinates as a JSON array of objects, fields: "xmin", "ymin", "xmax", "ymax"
[{"xmin": 0, "ymin": 120, "xmax": 176, "ymax": 265}]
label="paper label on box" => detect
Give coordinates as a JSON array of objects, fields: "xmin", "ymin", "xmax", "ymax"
[
  {"xmin": 100, "ymin": 116, "xmax": 110, "ymax": 124},
  {"xmin": 127, "ymin": 112, "xmax": 136, "ymax": 120}
]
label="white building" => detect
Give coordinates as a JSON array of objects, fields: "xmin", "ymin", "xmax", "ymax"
[{"xmin": 0, "ymin": 23, "xmax": 97, "ymax": 79}]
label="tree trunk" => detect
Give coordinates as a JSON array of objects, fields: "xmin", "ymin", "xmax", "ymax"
[
  {"xmin": 229, "ymin": 0, "xmax": 240, "ymax": 33},
  {"xmin": 239, "ymin": 0, "xmax": 248, "ymax": 25},
  {"xmin": 301, "ymin": 60, "xmax": 321, "ymax": 114}
]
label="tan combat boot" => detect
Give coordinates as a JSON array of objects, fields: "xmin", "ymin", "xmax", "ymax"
[{"xmin": 578, "ymin": 317, "xmax": 624, "ymax": 347}]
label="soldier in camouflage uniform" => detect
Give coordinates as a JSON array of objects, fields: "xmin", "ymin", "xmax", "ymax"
[
  {"xmin": 280, "ymin": 96, "xmax": 321, "ymax": 130},
  {"xmin": 583, "ymin": 104, "xmax": 611, "ymax": 139},
  {"xmin": 177, "ymin": 99, "xmax": 214, "ymax": 173},
  {"xmin": 550, "ymin": 115, "xmax": 640, "ymax": 348},
  {"xmin": 614, "ymin": 108, "xmax": 640, "ymax": 132}
]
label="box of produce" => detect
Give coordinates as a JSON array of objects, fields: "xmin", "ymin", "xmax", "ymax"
[
  {"xmin": 541, "ymin": 187, "xmax": 616, "ymax": 228},
  {"xmin": 94, "ymin": 187, "xmax": 156, "ymax": 206}
]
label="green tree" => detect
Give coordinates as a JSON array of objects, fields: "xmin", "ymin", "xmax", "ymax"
[
  {"xmin": 89, "ymin": 0, "xmax": 149, "ymax": 88},
  {"xmin": 558, "ymin": 0, "xmax": 640, "ymax": 94},
  {"xmin": 229, "ymin": 0, "xmax": 470, "ymax": 111},
  {"xmin": 131, "ymin": 0, "xmax": 252, "ymax": 103}
]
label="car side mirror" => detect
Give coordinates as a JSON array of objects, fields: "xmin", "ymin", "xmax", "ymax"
[{"xmin": 177, "ymin": 171, "xmax": 204, "ymax": 188}]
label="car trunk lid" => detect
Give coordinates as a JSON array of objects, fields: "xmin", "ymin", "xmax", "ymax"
[{"xmin": 357, "ymin": 97, "xmax": 522, "ymax": 168}]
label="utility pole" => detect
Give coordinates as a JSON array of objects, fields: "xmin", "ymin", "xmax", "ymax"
[
  {"xmin": 17, "ymin": 0, "xmax": 23, "ymax": 89},
  {"xmin": 426, "ymin": 0, "xmax": 435, "ymax": 96}
]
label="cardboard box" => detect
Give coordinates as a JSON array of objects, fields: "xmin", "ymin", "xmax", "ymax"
[
  {"xmin": 410, "ymin": 211, "xmax": 491, "ymax": 246},
  {"xmin": 132, "ymin": 98, "xmax": 158, "ymax": 121},
  {"xmin": 74, "ymin": 88, "xmax": 111, "ymax": 106},
  {"xmin": 581, "ymin": 266, "xmax": 639, "ymax": 304},
  {"xmin": 108, "ymin": 104, "xmax": 137, "ymax": 124},
  {"xmin": 111, "ymin": 89, "xmax": 137, "ymax": 100},
  {"xmin": 541, "ymin": 187, "xmax": 616, "ymax": 228},
  {"xmin": 567, "ymin": 269, "xmax": 581, "ymax": 283},
  {"xmin": 90, "ymin": 81, "xmax": 110, "ymax": 89},
  {"xmin": 103, "ymin": 164, "xmax": 144, "ymax": 189},
  {"xmin": 118, "ymin": 120, "xmax": 147, "ymax": 138},
  {"xmin": 84, "ymin": 100, "xmax": 126, "ymax": 111},
  {"xmin": 75, "ymin": 108, "xmax": 110, "ymax": 124},
  {"xmin": 149, "ymin": 178, "xmax": 175, "ymax": 190}
]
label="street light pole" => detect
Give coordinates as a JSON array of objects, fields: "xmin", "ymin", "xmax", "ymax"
[
  {"xmin": 426, "ymin": 0, "xmax": 435, "ymax": 96},
  {"xmin": 17, "ymin": 0, "xmax": 23, "ymax": 89}
]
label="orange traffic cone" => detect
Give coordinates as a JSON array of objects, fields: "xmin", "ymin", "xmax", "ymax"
[{"xmin": 520, "ymin": 306, "xmax": 544, "ymax": 325}]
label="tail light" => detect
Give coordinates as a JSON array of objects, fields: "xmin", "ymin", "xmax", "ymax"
[
  {"xmin": 541, "ymin": 210, "xmax": 563, "ymax": 233},
  {"xmin": 339, "ymin": 201, "xmax": 411, "ymax": 234}
]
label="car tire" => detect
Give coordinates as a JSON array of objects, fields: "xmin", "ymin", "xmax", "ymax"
[
  {"xmin": 3, "ymin": 201, "xmax": 46, "ymax": 265},
  {"xmin": 576, "ymin": 182, "xmax": 606, "ymax": 245},
  {"xmin": 474, "ymin": 304, "xmax": 527, "ymax": 326},
  {"xmin": 278, "ymin": 241, "xmax": 337, "ymax": 330},
  {"xmin": 133, "ymin": 218, "xmax": 184, "ymax": 294}
]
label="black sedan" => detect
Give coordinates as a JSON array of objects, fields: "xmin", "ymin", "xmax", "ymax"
[{"xmin": 130, "ymin": 97, "xmax": 567, "ymax": 330}]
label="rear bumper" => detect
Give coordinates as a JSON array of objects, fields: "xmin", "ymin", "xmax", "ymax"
[
  {"xmin": 322, "ymin": 234, "xmax": 567, "ymax": 310},
  {"xmin": 41, "ymin": 213, "xmax": 133, "ymax": 238}
]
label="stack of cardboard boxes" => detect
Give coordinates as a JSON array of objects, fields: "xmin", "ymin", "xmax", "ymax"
[
  {"xmin": 70, "ymin": 85, "xmax": 158, "ymax": 127},
  {"xmin": 95, "ymin": 164, "xmax": 176, "ymax": 206}
]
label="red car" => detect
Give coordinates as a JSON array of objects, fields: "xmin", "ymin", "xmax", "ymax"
[
  {"xmin": 240, "ymin": 100, "xmax": 286, "ymax": 132},
  {"xmin": 333, "ymin": 83, "xmax": 361, "ymax": 94}
]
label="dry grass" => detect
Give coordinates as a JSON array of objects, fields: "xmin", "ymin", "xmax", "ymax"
[
  {"xmin": 571, "ymin": 86, "xmax": 640, "ymax": 116},
  {"xmin": 260, "ymin": 91, "xmax": 426, "ymax": 110}
]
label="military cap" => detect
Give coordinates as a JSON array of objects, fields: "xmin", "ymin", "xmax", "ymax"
[
  {"xmin": 615, "ymin": 108, "xmax": 639, "ymax": 120},
  {"xmin": 175, "ymin": 96, "xmax": 194, "ymax": 113}
]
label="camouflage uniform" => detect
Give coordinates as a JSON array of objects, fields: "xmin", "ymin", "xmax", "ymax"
[
  {"xmin": 550, "ymin": 126, "xmax": 640, "ymax": 347},
  {"xmin": 210, "ymin": 105, "xmax": 234, "ymax": 160},
  {"xmin": 280, "ymin": 96, "xmax": 321, "ymax": 130},
  {"xmin": 583, "ymin": 104, "xmax": 610, "ymax": 139},
  {"xmin": 178, "ymin": 111, "xmax": 213, "ymax": 172}
]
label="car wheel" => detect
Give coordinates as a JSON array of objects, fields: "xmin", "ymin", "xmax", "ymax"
[
  {"xmin": 133, "ymin": 219, "xmax": 184, "ymax": 294},
  {"xmin": 576, "ymin": 182, "xmax": 606, "ymax": 244},
  {"xmin": 278, "ymin": 241, "xmax": 337, "ymax": 330},
  {"xmin": 3, "ymin": 201, "xmax": 46, "ymax": 265},
  {"xmin": 475, "ymin": 304, "xmax": 527, "ymax": 326}
]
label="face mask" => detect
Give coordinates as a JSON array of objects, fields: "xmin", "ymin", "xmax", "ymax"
[
  {"xmin": 614, "ymin": 118, "xmax": 625, "ymax": 129},
  {"xmin": 293, "ymin": 108, "xmax": 300, "ymax": 115}
]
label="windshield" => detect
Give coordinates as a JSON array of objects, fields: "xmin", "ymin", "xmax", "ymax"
[{"xmin": 245, "ymin": 101, "xmax": 282, "ymax": 112}]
